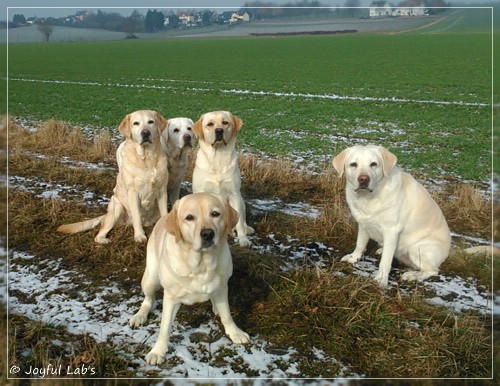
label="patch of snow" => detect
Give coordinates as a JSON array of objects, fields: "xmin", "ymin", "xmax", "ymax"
[
  {"xmin": 249, "ymin": 198, "xmax": 321, "ymax": 219},
  {"xmin": 342, "ymin": 255, "xmax": 491, "ymax": 314},
  {"xmin": 9, "ymin": 175, "xmax": 110, "ymax": 206},
  {"xmin": 426, "ymin": 274, "xmax": 491, "ymax": 313}
]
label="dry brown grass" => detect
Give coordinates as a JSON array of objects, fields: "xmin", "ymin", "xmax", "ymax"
[
  {"xmin": 8, "ymin": 191, "xmax": 146, "ymax": 281},
  {"xmin": 9, "ymin": 152, "xmax": 116, "ymax": 198},
  {"xmin": 0, "ymin": 115, "xmax": 8, "ymax": 149},
  {"xmin": 435, "ymin": 184, "xmax": 492, "ymax": 240},
  {"xmin": 9, "ymin": 118, "xmax": 116, "ymax": 163},
  {"xmin": 239, "ymin": 154, "xmax": 326, "ymax": 200},
  {"xmin": 8, "ymin": 313, "xmax": 132, "ymax": 380},
  {"xmin": 495, "ymin": 203, "xmax": 500, "ymax": 242},
  {"xmin": 1, "ymin": 116, "xmax": 7, "ymax": 383},
  {"xmin": 248, "ymin": 267, "xmax": 492, "ymax": 378}
]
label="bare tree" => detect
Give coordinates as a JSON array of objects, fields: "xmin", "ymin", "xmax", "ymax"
[
  {"xmin": 124, "ymin": 10, "xmax": 142, "ymax": 38},
  {"xmin": 37, "ymin": 21, "xmax": 54, "ymax": 42}
]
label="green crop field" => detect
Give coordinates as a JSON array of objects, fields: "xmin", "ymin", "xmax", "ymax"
[{"xmin": 5, "ymin": 11, "xmax": 493, "ymax": 184}]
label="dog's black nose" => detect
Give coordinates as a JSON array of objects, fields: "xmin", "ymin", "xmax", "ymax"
[
  {"xmin": 358, "ymin": 174, "xmax": 370, "ymax": 188},
  {"xmin": 215, "ymin": 128, "xmax": 224, "ymax": 141},
  {"xmin": 183, "ymin": 134, "xmax": 192, "ymax": 143},
  {"xmin": 141, "ymin": 129, "xmax": 151, "ymax": 138},
  {"xmin": 200, "ymin": 229, "xmax": 215, "ymax": 242}
]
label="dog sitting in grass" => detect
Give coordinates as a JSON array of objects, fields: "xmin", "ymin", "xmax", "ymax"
[
  {"xmin": 57, "ymin": 110, "xmax": 169, "ymax": 244},
  {"xmin": 333, "ymin": 144, "xmax": 451, "ymax": 287},
  {"xmin": 191, "ymin": 111, "xmax": 254, "ymax": 247}
]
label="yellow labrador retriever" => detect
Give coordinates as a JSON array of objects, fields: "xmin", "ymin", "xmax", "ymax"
[
  {"xmin": 333, "ymin": 145, "xmax": 451, "ymax": 287},
  {"xmin": 129, "ymin": 193, "xmax": 250, "ymax": 365},
  {"xmin": 162, "ymin": 117, "xmax": 194, "ymax": 206},
  {"xmin": 116, "ymin": 116, "xmax": 193, "ymax": 206},
  {"xmin": 57, "ymin": 110, "xmax": 169, "ymax": 244},
  {"xmin": 192, "ymin": 111, "xmax": 254, "ymax": 247}
]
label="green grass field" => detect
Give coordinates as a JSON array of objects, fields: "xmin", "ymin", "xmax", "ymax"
[{"xmin": 4, "ymin": 11, "xmax": 493, "ymax": 183}]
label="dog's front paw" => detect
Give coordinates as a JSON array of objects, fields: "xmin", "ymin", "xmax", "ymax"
[
  {"xmin": 245, "ymin": 225, "xmax": 255, "ymax": 235},
  {"xmin": 145, "ymin": 351, "xmax": 165, "ymax": 365},
  {"xmin": 134, "ymin": 233, "xmax": 147, "ymax": 244},
  {"xmin": 341, "ymin": 254, "xmax": 361, "ymax": 264},
  {"xmin": 129, "ymin": 312, "xmax": 147, "ymax": 328},
  {"xmin": 95, "ymin": 236, "xmax": 110, "ymax": 244},
  {"xmin": 228, "ymin": 329, "xmax": 250, "ymax": 344},
  {"xmin": 401, "ymin": 270, "xmax": 436, "ymax": 282},
  {"xmin": 374, "ymin": 271, "xmax": 389, "ymax": 288},
  {"xmin": 238, "ymin": 236, "xmax": 251, "ymax": 248}
]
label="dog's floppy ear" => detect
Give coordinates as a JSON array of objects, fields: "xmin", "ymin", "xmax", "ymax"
[
  {"xmin": 165, "ymin": 201, "xmax": 182, "ymax": 243},
  {"xmin": 379, "ymin": 147, "xmax": 397, "ymax": 176},
  {"xmin": 224, "ymin": 201, "xmax": 239, "ymax": 237},
  {"xmin": 193, "ymin": 114, "xmax": 204, "ymax": 140},
  {"xmin": 230, "ymin": 113, "xmax": 243, "ymax": 134},
  {"xmin": 155, "ymin": 112, "xmax": 168, "ymax": 134},
  {"xmin": 332, "ymin": 148, "xmax": 350, "ymax": 178},
  {"xmin": 118, "ymin": 114, "xmax": 131, "ymax": 139},
  {"xmin": 163, "ymin": 119, "xmax": 172, "ymax": 141}
]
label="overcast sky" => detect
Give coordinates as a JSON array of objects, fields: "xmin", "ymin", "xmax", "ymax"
[
  {"xmin": 3, "ymin": 0, "xmax": 497, "ymax": 20},
  {"xmin": 3, "ymin": 0, "xmax": 346, "ymax": 20}
]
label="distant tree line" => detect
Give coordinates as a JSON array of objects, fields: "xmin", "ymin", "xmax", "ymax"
[
  {"xmin": 10, "ymin": 9, "xmax": 230, "ymax": 33},
  {"xmin": 10, "ymin": 0, "xmax": 450, "ymax": 36}
]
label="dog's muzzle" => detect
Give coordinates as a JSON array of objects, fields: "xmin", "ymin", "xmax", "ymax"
[
  {"xmin": 183, "ymin": 134, "xmax": 193, "ymax": 147},
  {"xmin": 141, "ymin": 129, "xmax": 152, "ymax": 144},
  {"xmin": 200, "ymin": 228, "xmax": 215, "ymax": 248},
  {"xmin": 355, "ymin": 174, "xmax": 373, "ymax": 192},
  {"xmin": 215, "ymin": 128, "xmax": 224, "ymax": 142},
  {"xmin": 212, "ymin": 129, "xmax": 227, "ymax": 147}
]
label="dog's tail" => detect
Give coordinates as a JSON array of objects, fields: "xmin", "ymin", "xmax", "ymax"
[
  {"xmin": 57, "ymin": 215, "xmax": 105, "ymax": 234},
  {"xmin": 462, "ymin": 245, "xmax": 500, "ymax": 256}
]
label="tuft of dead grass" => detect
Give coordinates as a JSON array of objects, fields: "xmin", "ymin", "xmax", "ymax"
[
  {"xmin": 8, "ymin": 190, "xmax": 147, "ymax": 281},
  {"xmin": 239, "ymin": 155, "xmax": 325, "ymax": 200},
  {"xmin": 0, "ymin": 115, "xmax": 8, "ymax": 149},
  {"xmin": 9, "ymin": 119, "xmax": 116, "ymax": 163},
  {"xmin": 435, "ymin": 184, "xmax": 492, "ymax": 240},
  {"xmin": 495, "ymin": 203, "xmax": 500, "ymax": 242}
]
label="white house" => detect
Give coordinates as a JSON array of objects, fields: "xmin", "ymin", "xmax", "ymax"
[
  {"xmin": 370, "ymin": 1, "xmax": 427, "ymax": 17},
  {"xmin": 229, "ymin": 12, "xmax": 250, "ymax": 24},
  {"xmin": 178, "ymin": 12, "xmax": 195, "ymax": 27},
  {"xmin": 370, "ymin": 1, "xmax": 393, "ymax": 17}
]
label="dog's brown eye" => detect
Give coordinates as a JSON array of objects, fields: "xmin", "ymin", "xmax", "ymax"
[
  {"xmin": 174, "ymin": 128, "xmax": 180, "ymax": 133},
  {"xmin": 207, "ymin": 122, "xmax": 214, "ymax": 127},
  {"xmin": 350, "ymin": 162, "xmax": 358, "ymax": 168},
  {"xmin": 133, "ymin": 121, "xmax": 140, "ymax": 126},
  {"xmin": 185, "ymin": 214, "xmax": 195, "ymax": 221},
  {"xmin": 222, "ymin": 121, "xmax": 229, "ymax": 125},
  {"xmin": 370, "ymin": 162, "xmax": 378, "ymax": 167},
  {"xmin": 211, "ymin": 211, "xmax": 221, "ymax": 218},
  {"xmin": 148, "ymin": 120, "xmax": 154, "ymax": 125},
  {"xmin": 187, "ymin": 127, "xmax": 192, "ymax": 131}
]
